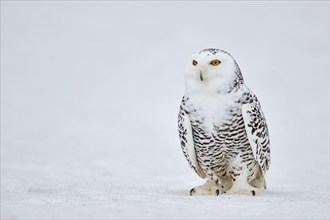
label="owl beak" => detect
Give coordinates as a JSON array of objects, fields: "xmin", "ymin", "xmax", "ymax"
[{"xmin": 200, "ymin": 71, "xmax": 204, "ymax": 81}]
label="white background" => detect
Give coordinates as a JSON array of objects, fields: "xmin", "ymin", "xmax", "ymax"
[{"xmin": 1, "ymin": 1, "xmax": 329, "ymax": 219}]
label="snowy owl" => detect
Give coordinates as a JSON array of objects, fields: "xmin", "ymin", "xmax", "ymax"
[{"xmin": 178, "ymin": 48, "xmax": 270, "ymax": 196}]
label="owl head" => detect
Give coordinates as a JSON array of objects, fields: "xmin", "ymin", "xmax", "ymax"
[{"xmin": 184, "ymin": 48, "xmax": 244, "ymax": 94}]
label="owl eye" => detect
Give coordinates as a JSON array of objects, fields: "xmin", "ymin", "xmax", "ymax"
[
  {"xmin": 210, "ymin": 60, "xmax": 221, "ymax": 66},
  {"xmin": 192, "ymin": 60, "xmax": 198, "ymax": 66}
]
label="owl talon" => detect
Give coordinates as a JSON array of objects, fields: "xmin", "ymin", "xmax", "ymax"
[
  {"xmin": 190, "ymin": 188, "xmax": 195, "ymax": 196},
  {"xmin": 216, "ymin": 189, "xmax": 220, "ymax": 196},
  {"xmin": 251, "ymin": 190, "xmax": 256, "ymax": 196}
]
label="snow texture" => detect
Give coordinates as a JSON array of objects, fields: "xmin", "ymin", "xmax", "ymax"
[{"xmin": 1, "ymin": 1, "xmax": 329, "ymax": 219}]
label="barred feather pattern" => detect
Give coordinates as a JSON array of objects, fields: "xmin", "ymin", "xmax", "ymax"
[
  {"xmin": 242, "ymin": 92, "xmax": 271, "ymax": 173},
  {"xmin": 178, "ymin": 87, "xmax": 270, "ymax": 185},
  {"xmin": 178, "ymin": 105, "xmax": 194, "ymax": 170}
]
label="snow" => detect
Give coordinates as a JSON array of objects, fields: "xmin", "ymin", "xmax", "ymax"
[{"xmin": 1, "ymin": 1, "xmax": 329, "ymax": 219}]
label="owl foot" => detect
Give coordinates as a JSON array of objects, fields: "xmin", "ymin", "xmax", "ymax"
[
  {"xmin": 224, "ymin": 186, "xmax": 264, "ymax": 196},
  {"xmin": 190, "ymin": 188, "xmax": 219, "ymax": 196},
  {"xmin": 190, "ymin": 186, "xmax": 220, "ymax": 196},
  {"xmin": 189, "ymin": 179, "xmax": 223, "ymax": 196}
]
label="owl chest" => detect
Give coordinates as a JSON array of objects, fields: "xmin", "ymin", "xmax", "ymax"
[{"xmin": 186, "ymin": 94, "xmax": 240, "ymax": 131}]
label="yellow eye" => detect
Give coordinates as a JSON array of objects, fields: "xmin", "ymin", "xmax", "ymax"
[
  {"xmin": 192, "ymin": 60, "xmax": 198, "ymax": 66},
  {"xmin": 210, "ymin": 60, "xmax": 221, "ymax": 66}
]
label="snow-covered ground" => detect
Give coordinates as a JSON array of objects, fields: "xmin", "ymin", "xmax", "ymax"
[{"xmin": 1, "ymin": 1, "xmax": 329, "ymax": 219}]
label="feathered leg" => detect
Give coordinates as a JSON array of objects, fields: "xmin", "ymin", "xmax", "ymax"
[{"xmin": 225, "ymin": 166, "xmax": 265, "ymax": 196}]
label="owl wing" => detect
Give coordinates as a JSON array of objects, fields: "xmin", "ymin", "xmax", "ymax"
[
  {"xmin": 178, "ymin": 98, "xmax": 206, "ymax": 178},
  {"xmin": 242, "ymin": 93, "xmax": 271, "ymax": 175}
]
